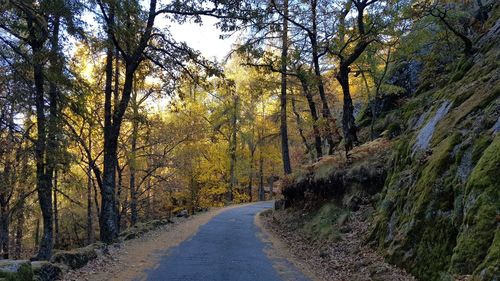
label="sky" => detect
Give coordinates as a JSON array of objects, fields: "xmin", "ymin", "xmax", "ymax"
[{"xmin": 163, "ymin": 16, "xmax": 239, "ymax": 62}]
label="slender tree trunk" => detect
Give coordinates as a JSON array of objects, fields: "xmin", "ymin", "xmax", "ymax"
[
  {"xmin": 228, "ymin": 96, "xmax": 238, "ymax": 202},
  {"xmin": 0, "ymin": 197, "xmax": 9, "ymax": 259},
  {"xmin": 101, "ymin": 40, "xmax": 119, "ymax": 243},
  {"xmin": 291, "ymin": 97, "xmax": 312, "ymax": 159},
  {"xmin": 86, "ymin": 128, "xmax": 94, "ymax": 245},
  {"xmin": 31, "ymin": 23, "xmax": 53, "ymax": 259},
  {"xmin": 116, "ymin": 164, "xmax": 123, "ymax": 231},
  {"xmin": 93, "ymin": 177, "xmax": 100, "ymax": 221},
  {"xmin": 280, "ymin": 0, "xmax": 292, "ymax": 174},
  {"xmin": 258, "ymin": 149, "xmax": 265, "ymax": 201},
  {"xmin": 247, "ymin": 149, "xmax": 255, "ymax": 202},
  {"xmin": 337, "ymin": 67, "xmax": 359, "ymax": 154},
  {"xmin": 129, "ymin": 89, "xmax": 139, "ymax": 225},
  {"xmin": 35, "ymin": 218, "xmax": 40, "ymax": 249},
  {"xmin": 310, "ymin": 0, "xmax": 336, "ymax": 155},
  {"xmin": 0, "ymin": 124, "xmax": 11, "ymax": 259},
  {"xmin": 14, "ymin": 199, "xmax": 24, "ymax": 259},
  {"xmin": 298, "ymin": 75, "xmax": 322, "ymax": 159},
  {"xmin": 53, "ymin": 169, "xmax": 60, "ymax": 248}
]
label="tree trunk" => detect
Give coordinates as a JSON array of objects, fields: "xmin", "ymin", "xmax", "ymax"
[
  {"xmin": 86, "ymin": 128, "xmax": 94, "ymax": 245},
  {"xmin": 258, "ymin": 149, "xmax": 265, "ymax": 201},
  {"xmin": 0, "ymin": 197, "xmax": 9, "ymax": 259},
  {"xmin": 291, "ymin": 97, "xmax": 312, "ymax": 160},
  {"xmin": 337, "ymin": 67, "xmax": 359, "ymax": 154},
  {"xmin": 101, "ymin": 41, "xmax": 119, "ymax": 243},
  {"xmin": 116, "ymin": 163, "xmax": 124, "ymax": 232},
  {"xmin": 31, "ymin": 25, "xmax": 53, "ymax": 259},
  {"xmin": 53, "ymin": 169, "xmax": 60, "ymax": 248},
  {"xmin": 280, "ymin": 0, "xmax": 292, "ymax": 174},
  {"xmin": 247, "ymin": 149, "xmax": 255, "ymax": 202},
  {"xmin": 129, "ymin": 88, "xmax": 139, "ymax": 225},
  {"xmin": 298, "ymin": 74, "xmax": 322, "ymax": 159},
  {"xmin": 14, "ymin": 199, "xmax": 24, "ymax": 259},
  {"xmin": 310, "ymin": 0, "xmax": 336, "ymax": 155},
  {"xmin": 228, "ymin": 95, "xmax": 238, "ymax": 202}
]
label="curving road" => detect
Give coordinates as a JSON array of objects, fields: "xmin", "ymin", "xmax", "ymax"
[{"xmin": 144, "ymin": 202, "xmax": 309, "ymax": 281}]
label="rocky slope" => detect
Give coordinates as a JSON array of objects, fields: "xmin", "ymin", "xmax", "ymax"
[{"xmin": 279, "ymin": 6, "xmax": 499, "ymax": 281}]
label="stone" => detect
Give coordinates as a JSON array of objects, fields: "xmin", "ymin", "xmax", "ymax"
[
  {"xmin": 274, "ymin": 199, "xmax": 286, "ymax": 210},
  {"xmin": 32, "ymin": 261, "xmax": 67, "ymax": 281},
  {"xmin": 0, "ymin": 260, "xmax": 32, "ymax": 281},
  {"xmin": 50, "ymin": 245, "xmax": 98, "ymax": 270}
]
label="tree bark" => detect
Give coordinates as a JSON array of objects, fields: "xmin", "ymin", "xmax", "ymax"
[
  {"xmin": 0, "ymin": 196, "xmax": 9, "ymax": 259},
  {"xmin": 298, "ymin": 73, "xmax": 322, "ymax": 159},
  {"xmin": 291, "ymin": 97, "xmax": 312, "ymax": 160},
  {"xmin": 116, "ymin": 162, "xmax": 124, "ymax": 232},
  {"xmin": 228, "ymin": 95, "xmax": 238, "ymax": 202},
  {"xmin": 247, "ymin": 149, "xmax": 255, "ymax": 202},
  {"xmin": 14, "ymin": 198, "xmax": 24, "ymax": 259},
  {"xmin": 101, "ymin": 40, "xmax": 119, "ymax": 243},
  {"xmin": 53, "ymin": 169, "xmax": 60, "ymax": 248},
  {"xmin": 310, "ymin": 0, "xmax": 337, "ymax": 155},
  {"xmin": 86, "ymin": 127, "xmax": 94, "ymax": 245},
  {"xmin": 280, "ymin": 0, "xmax": 292, "ymax": 175},
  {"xmin": 258, "ymin": 149, "xmax": 265, "ymax": 201},
  {"xmin": 29, "ymin": 14, "xmax": 53, "ymax": 259},
  {"xmin": 337, "ymin": 67, "xmax": 359, "ymax": 154},
  {"xmin": 129, "ymin": 87, "xmax": 139, "ymax": 225}
]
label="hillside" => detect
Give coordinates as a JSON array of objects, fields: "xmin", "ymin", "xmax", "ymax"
[{"xmin": 275, "ymin": 7, "xmax": 500, "ymax": 281}]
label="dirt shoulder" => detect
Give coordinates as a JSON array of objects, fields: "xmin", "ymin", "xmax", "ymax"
[
  {"xmin": 258, "ymin": 205, "xmax": 416, "ymax": 281},
  {"xmin": 63, "ymin": 205, "xmax": 244, "ymax": 281}
]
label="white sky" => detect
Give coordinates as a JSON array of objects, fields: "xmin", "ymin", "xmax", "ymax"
[{"xmin": 163, "ymin": 17, "xmax": 238, "ymax": 62}]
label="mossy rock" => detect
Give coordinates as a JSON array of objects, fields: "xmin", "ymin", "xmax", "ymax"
[
  {"xmin": 449, "ymin": 58, "xmax": 474, "ymax": 83},
  {"xmin": 119, "ymin": 219, "xmax": 173, "ymax": 241},
  {"xmin": 472, "ymin": 228, "xmax": 500, "ymax": 281},
  {"xmin": 50, "ymin": 244, "xmax": 98, "ymax": 270},
  {"xmin": 450, "ymin": 136, "xmax": 500, "ymax": 275},
  {"xmin": 0, "ymin": 260, "xmax": 33, "ymax": 281},
  {"xmin": 32, "ymin": 261, "xmax": 67, "ymax": 281}
]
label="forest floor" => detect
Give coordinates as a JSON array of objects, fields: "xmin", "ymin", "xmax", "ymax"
[
  {"xmin": 259, "ymin": 204, "xmax": 416, "ymax": 281},
  {"xmin": 62, "ymin": 205, "xmax": 244, "ymax": 281}
]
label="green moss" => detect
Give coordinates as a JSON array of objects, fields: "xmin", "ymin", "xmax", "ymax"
[
  {"xmin": 385, "ymin": 123, "xmax": 401, "ymax": 139},
  {"xmin": 410, "ymin": 216, "xmax": 458, "ymax": 280},
  {"xmin": 0, "ymin": 263, "xmax": 33, "ymax": 281},
  {"xmin": 51, "ymin": 244, "xmax": 98, "ymax": 270},
  {"xmin": 414, "ymin": 134, "xmax": 459, "ymax": 206},
  {"xmin": 472, "ymin": 229, "xmax": 500, "ymax": 280},
  {"xmin": 313, "ymin": 163, "xmax": 336, "ymax": 182},
  {"xmin": 450, "ymin": 136, "xmax": 500, "ymax": 274},
  {"xmin": 471, "ymin": 135, "xmax": 492, "ymax": 164},
  {"xmin": 302, "ymin": 202, "xmax": 344, "ymax": 241},
  {"xmin": 450, "ymin": 58, "xmax": 474, "ymax": 83},
  {"xmin": 374, "ymin": 134, "xmax": 460, "ymax": 280}
]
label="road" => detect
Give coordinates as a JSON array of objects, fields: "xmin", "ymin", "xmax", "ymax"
[{"xmin": 144, "ymin": 202, "xmax": 310, "ymax": 281}]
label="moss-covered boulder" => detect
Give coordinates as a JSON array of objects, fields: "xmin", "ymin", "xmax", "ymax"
[
  {"xmin": 119, "ymin": 218, "xmax": 173, "ymax": 241},
  {"xmin": 451, "ymin": 136, "xmax": 500, "ymax": 278},
  {"xmin": 369, "ymin": 18, "xmax": 500, "ymax": 280},
  {"xmin": 50, "ymin": 243, "xmax": 103, "ymax": 270},
  {"xmin": 0, "ymin": 260, "xmax": 32, "ymax": 281},
  {"xmin": 32, "ymin": 261, "xmax": 67, "ymax": 281}
]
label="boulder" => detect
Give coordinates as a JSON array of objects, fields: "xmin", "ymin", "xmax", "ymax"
[
  {"xmin": 119, "ymin": 219, "xmax": 173, "ymax": 241},
  {"xmin": 32, "ymin": 261, "xmax": 67, "ymax": 281},
  {"xmin": 176, "ymin": 210, "xmax": 189, "ymax": 218},
  {"xmin": 274, "ymin": 199, "xmax": 286, "ymax": 210},
  {"xmin": 0, "ymin": 260, "xmax": 32, "ymax": 281},
  {"xmin": 50, "ymin": 244, "xmax": 98, "ymax": 270}
]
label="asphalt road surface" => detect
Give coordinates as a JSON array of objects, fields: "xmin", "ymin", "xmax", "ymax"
[{"xmin": 145, "ymin": 201, "xmax": 310, "ymax": 281}]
